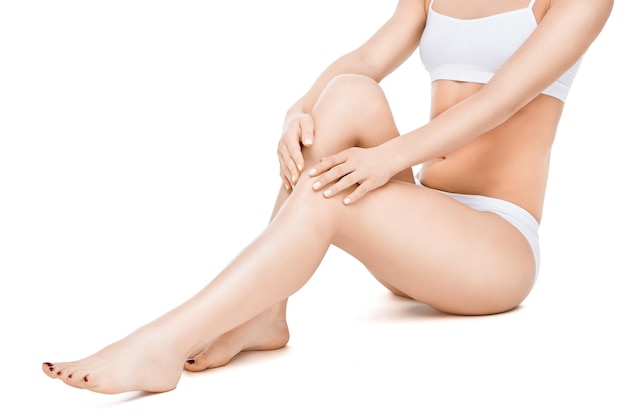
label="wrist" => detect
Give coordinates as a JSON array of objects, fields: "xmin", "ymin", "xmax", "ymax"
[{"xmin": 378, "ymin": 139, "xmax": 409, "ymax": 178}]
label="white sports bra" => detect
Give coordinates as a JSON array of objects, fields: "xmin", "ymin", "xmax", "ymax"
[{"xmin": 419, "ymin": 0, "xmax": 582, "ymax": 102}]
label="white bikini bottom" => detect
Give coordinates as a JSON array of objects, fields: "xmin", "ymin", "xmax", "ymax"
[{"xmin": 420, "ymin": 183, "xmax": 541, "ymax": 280}]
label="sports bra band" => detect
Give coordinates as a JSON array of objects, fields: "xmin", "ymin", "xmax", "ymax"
[{"xmin": 430, "ymin": 0, "xmax": 538, "ymax": 13}]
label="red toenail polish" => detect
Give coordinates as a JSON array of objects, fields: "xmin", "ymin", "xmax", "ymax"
[
  {"xmin": 49, "ymin": 367, "xmax": 54, "ymax": 372},
  {"xmin": 186, "ymin": 359, "xmax": 195, "ymax": 364},
  {"xmin": 44, "ymin": 362, "xmax": 53, "ymax": 366},
  {"xmin": 83, "ymin": 376, "xmax": 88, "ymax": 382},
  {"xmin": 68, "ymin": 374, "xmax": 72, "ymax": 379},
  {"xmin": 57, "ymin": 371, "xmax": 62, "ymax": 376}
]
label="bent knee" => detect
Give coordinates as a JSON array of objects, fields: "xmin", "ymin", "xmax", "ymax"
[
  {"xmin": 321, "ymin": 74, "xmax": 389, "ymax": 114},
  {"xmin": 326, "ymin": 73, "xmax": 381, "ymax": 91}
]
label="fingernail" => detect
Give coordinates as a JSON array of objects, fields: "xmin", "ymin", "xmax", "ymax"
[
  {"xmin": 309, "ymin": 168, "xmax": 317, "ymax": 176},
  {"xmin": 186, "ymin": 359, "xmax": 195, "ymax": 364},
  {"xmin": 303, "ymin": 138, "xmax": 313, "ymax": 145},
  {"xmin": 291, "ymin": 174, "xmax": 296, "ymax": 183},
  {"xmin": 284, "ymin": 183, "xmax": 290, "ymax": 190},
  {"xmin": 323, "ymin": 189, "xmax": 333, "ymax": 197},
  {"xmin": 312, "ymin": 181, "xmax": 321, "ymax": 190},
  {"xmin": 343, "ymin": 197, "xmax": 351, "ymax": 205}
]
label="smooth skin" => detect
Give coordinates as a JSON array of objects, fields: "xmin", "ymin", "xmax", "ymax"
[{"xmin": 42, "ymin": 0, "xmax": 612, "ymax": 394}]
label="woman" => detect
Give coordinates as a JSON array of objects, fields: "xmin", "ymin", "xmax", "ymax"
[{"xmin": 42, "ymin": 0, "xmax": 613, "ymax": 394}]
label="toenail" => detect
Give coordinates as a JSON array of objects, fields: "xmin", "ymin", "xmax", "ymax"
[
  {"xmin": 49, "ymin": 367, "xmax": 54, "ymax": 372},
  {"xmin": 57, "ymin": 371, "xmax": 62, "ymax": 376},
  {"xmin": 43, "ymin": 362, "xmax": 53, "ymax": 366},
  {"xmin": 83, "ymin": 376, "xmax": 88, "ymax": 382},
  {"xmin": 68, "ymin": 374, "xmax": 72, "ymax": 379},
  {"xmin": 186, "ymin": 359, "xmax": 195, "ymax": 364}
]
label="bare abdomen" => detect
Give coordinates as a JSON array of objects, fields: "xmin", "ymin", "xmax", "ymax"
[{"xmin": 418, "ymin": 81, "xmax": 564, "ymax": 222}]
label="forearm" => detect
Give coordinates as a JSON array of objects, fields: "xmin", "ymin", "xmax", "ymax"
[
  {"xmin": 286, "ymin": 50, "xmax": 380, "ymax": 117},
  {"xmin": 382, "ymin": 86, "xmax": 519, "ymax": 173},
  {"xmin": 286, "ymin": 0, "xmax": 425, "ymax": 118}
]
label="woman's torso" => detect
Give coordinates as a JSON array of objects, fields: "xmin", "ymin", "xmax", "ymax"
[{"xmin": 417, "ymin": 0, "xmax": 566, "ymax": 222}]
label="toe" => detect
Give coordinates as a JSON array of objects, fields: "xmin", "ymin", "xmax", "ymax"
[
  {"xmin": 184, "ymin": 351, "xmax": 217, "ymax": 372},
  {"xmin": 79, "ymin": 372, "xmax": 103, "ymax": 392},
  {"xmin": 184, "ymin": 356, "xmax": 208, "ymax": 372},
  {"xmin": 184, "ymin": 347, "xmax": 232, "ymax": 371},
  {"xmin": 75, "ymin": 370, "xmax": 96, "ymax": 390},
  {"xmin": 64, "ymin": 369, "xmax": 88, "ymax": 389},
  {"xmin": 183, "ymin": 357, "xmax": 196, "ymax": 371},
  {"xmin": 42, "ymin": 362, "xmax": 57, "ymax": 378},
  {"xmin": 183, "ymin": 346, "xmax": 212, "ymax": 372},
  {"xmin": 43, "ymin": 362, "xmax": 75, "ymax": 379}
]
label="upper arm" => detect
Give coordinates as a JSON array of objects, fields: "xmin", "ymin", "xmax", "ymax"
[
  {"xmin": 353, "ymin": 0, "xmax": 427, "ymax": 82},
  {"xmin": 486, "ymin": 0, "xmax": 613, "ymax": 109}
]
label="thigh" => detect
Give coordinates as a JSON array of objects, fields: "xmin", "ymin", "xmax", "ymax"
[{"xmin": 331, "ymin": 181, "xmax": 536, "ymax": 315}]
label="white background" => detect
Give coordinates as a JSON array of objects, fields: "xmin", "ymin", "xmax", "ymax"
[{"xmin": 1, "ymin": 1, "xmax": 624, "ymax": 416}]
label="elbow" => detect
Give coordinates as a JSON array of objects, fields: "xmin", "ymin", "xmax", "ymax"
[{"xmin": 353, "ymin": 48, "xmax": 387, "ymax": 82}]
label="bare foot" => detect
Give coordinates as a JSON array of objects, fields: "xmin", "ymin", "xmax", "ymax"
[
  {"xmin": 42, "ymin": 327, "xmax": 186, "ymax": 394},
  {"xmin": 184, "ymin": 304, "xmax": 289, "ymax": 371}
]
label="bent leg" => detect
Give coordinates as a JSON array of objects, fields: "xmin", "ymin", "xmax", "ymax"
[
  {"xmin": 331, "ymin": 181, "xmax": 536, "ymax": 315},
  {"xmin": 185, "ymin": 74, "xmax": 413, "ymax": 371}
]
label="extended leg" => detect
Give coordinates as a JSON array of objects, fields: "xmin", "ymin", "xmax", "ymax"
[{"xmin": 39, "ymin": 160, "xmax": 359, "ymax": 394}]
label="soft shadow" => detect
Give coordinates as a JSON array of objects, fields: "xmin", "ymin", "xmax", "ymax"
[
  {"xmin": 107, "ymin": 390, "xmax": 162, "ymax": 405},
  {"xmin": 360, "ymin": 293, "xmax": 523, "ymax": 323}
]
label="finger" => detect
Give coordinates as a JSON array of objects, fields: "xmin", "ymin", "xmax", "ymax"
[
  {"xmin": 278, "ymin": 144, "xmax": 299, "ymax": 185},
  {"xmin": 278, "ymin": 151, "xmax": 291, "ymax": 190},
  {"xmin": 320, "ymin": 172, "xmax": 360, "ymax": 198},
  {"xmin": 281, "ymin": 128, "xmax": 302, "ymax": 178},
  {"xmin": 283, "ymin": 124, "xmax": 305, "ymax": 172},
  {"xmin": 277, "ymin": 149, "xmax": 293, "ymax": 189},
  {"xmin": 308, "ymin": 152, "xmax": 347, "ymax": 177},
  {"xmin": 312, "ymin": 163, "xmax": 353, "ymax": 192},
  {"xmin": 280, "ymin": 173, "xmax": 291, "ymax": 191},
  {"xmin": 285, "ymin": 139, "xmax": 305, "ymax": 175},
  {"xmin": 343, "ymin": 181, "xmax": 373, "ymax": 205},
  {"xmin": 299, "ymin": 115, "xmax": 315, "ymax": 147}
]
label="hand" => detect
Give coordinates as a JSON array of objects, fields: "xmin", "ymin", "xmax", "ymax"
[
  {"xmin": 308, "ymin": 146, "xmax": 395, "ymax": 205},
  {"xmin": 277, "ymin": 112, "xmax": 315, "ymax": 190}
]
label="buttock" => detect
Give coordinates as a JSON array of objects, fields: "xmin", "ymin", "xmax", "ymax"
[{"xmin": 418, "ymin": 182, "xmax": 541, "ymax": 280}]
